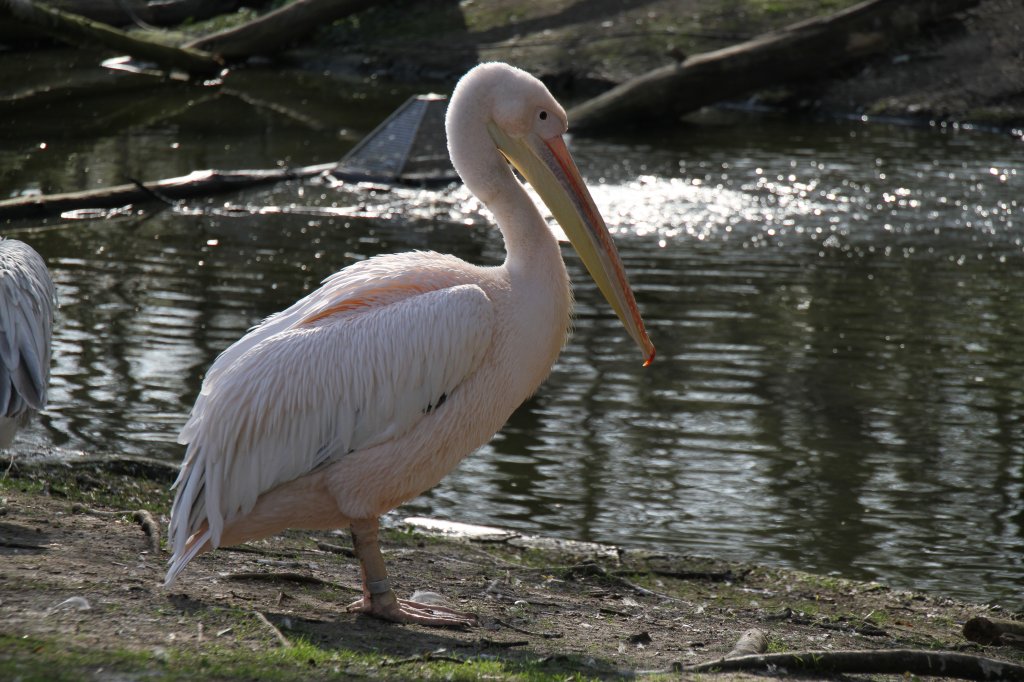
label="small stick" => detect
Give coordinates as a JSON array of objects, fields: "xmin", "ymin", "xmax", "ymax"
[
  {"xmin": 494, "ymin": 618, "xmax": 562, "ymax": 639},
  {"xmin": 381, "ymin": 650, "xmax": 465, "ymax": 666},
  {"xmin": 315, "ymin": 540, "xmax": 354, "ymax": 557},
  {"xmin": 71, "ymin": 504, "xmax": 161, "ymax": 554},
  {"xmin": 477, "ymin": 638, "xmax": 529, "ymax": 648},
  {"xmin": 253, "ymin": 610, "xmax": 291, "ymax": 648},
  {"xmin": 132, "ymin": 509, "xmax": 162, "ymax": 554}
]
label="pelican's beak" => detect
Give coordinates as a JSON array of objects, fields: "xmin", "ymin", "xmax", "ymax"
[{"xmin": 489, "ymin": 122, "xmax": 655, "ymax": 366}]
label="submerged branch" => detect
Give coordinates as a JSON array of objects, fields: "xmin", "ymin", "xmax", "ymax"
[{"xmin": 0, "ymin": 165, "xmax": 336, "ymax": 222}]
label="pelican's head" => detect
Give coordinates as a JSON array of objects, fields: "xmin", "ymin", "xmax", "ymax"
[{"xmin": 448, "ymin": 62, "xmax": 655, "ymax": 366}]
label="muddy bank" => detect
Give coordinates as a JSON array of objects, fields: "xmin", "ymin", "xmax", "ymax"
[
  {"xmin": 1, "ymin": 455, "xmax": 1022, "ymax": 680},
  {"xmin": 312, "ymin": 0, "xmax": 1024, "ymax": 129}
]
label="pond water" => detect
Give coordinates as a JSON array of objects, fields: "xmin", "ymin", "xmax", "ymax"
[{"xmin": 3, "ymin": 56, "xmax": 1022, "ymax": 609}]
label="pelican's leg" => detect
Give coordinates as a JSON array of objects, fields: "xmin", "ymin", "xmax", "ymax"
[{"xmin": 345, "ymin": 517, "xmax": 477, "ymax": 627}]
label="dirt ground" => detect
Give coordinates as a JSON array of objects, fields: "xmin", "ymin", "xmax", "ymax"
[
  {"xmin": 1, "ymin": 458, "xmax": 1022, "ymax": 680},
  {"xmin": 813, "ymin": 0, "xmax": 1024, "ymax": 126}
]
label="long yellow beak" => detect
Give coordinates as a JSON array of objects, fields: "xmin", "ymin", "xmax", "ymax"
[{"xmin": 488, "ymin": 122, "xmax": 655, "ymax": 366}]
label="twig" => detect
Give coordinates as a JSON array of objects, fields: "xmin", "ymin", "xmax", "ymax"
[
  {"xmin": 253, "ymin": 610, "xmax": 291, "ymax": 648},
  {"xmin": 71, "ymin": 504, "xmax": 161, "ymax": 554},
  {"xmin": 562, "ymin": 561, "xmax": 689, "ymax": 604},
  {"xmin": 315, "ymin": 540, "xmax": 354, "ymax": 557},
  {"xmin": 131, "ymin": 509, "xmax": 162, "ymax": 554},
  {"xmin": 477, "ymin": 637, "xmax": 529, "ymax": 648},
  {"xmin": 614, "ymin": 567, "xmax": 746, "ymax": 583},
  {"xmin": 381, "ymin": 649, "xmax": 465, "ymax": 667},
  {"xmin": 682, "ymin": 649, "xmax": 1024, "ymax": 681},
  {"xmin": 494, "ymin": 618, "xmax": 562, "ymax": 639}
]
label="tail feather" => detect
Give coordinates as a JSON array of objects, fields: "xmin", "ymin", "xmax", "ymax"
[{"xmin": 164, "ymin": 526, "xmax": 212, "ymax": 588}]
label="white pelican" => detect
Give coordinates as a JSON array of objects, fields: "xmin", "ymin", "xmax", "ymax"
[
  {"xmin": 166, "ymin": 62, "xmax": 655, "ymax": 626},
  {"xmin": 0, "ymin": 238, "xmax": 55, "ymax": 449}
]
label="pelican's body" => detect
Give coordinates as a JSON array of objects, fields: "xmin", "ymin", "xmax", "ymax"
[
  {"xmin": 0, "ymin": 239, "xmax": 55, "ymax": 448},
  {"xmin": 166, "ymin": 62, "xmax": 654, "ymax": 625}
]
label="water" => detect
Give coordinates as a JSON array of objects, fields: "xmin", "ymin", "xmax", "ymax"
[{"xmin": 3, "ymin": 60, "xmax": 1022, "ymax": 609}]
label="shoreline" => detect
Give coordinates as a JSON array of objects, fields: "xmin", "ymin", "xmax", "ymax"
[{"xmin": 2, "ymin": 452, "xmax": 1022, "ymax": 680}]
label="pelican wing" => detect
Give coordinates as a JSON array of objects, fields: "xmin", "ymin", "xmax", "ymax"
[
  {"xmin": 170, "ymin": 253, "xmax": 495, "ymax": 553},
  {"xmin": 0, "ymin": 240, "xmax": 55, "ymax": 417}
]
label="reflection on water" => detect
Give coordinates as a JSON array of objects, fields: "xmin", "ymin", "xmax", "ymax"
[{"xmin": 6, "ymin": 108, "xmax": 1023, "ymax": 608}]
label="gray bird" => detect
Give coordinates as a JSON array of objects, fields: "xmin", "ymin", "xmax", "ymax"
[{"xmin": 0, "ymin": 238, "xmax": 56, "ymax": 448}]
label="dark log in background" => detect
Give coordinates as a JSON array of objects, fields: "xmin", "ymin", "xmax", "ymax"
[{"xmin": 568, "ymin": 0, "xmax": 981, "ymax": 133}]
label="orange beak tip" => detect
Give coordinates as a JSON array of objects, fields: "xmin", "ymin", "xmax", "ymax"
[{"xmin": 642, "ymin": 347, "xmax": 655, "ymax": 367}]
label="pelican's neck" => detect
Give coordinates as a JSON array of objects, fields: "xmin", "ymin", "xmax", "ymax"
[
  {"xmin": 485, "ymin": 170, "xmax": 558, "ymax": 270},
  {"xmin": 447, "ymin": 111, "xmax": 559, "ymax": 272}
]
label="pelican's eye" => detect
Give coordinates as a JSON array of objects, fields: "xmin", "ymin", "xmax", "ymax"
[{"xmin": 539, "ymin": 110, "xmax": 548, "ymax": 121}]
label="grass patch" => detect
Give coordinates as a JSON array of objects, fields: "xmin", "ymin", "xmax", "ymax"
[
  {"xmin": 0, "ymin": 636, "xmax": 156, "ymax": 682},
  {"xmin": 0, "ymin": 459, "xmax": 172, "ymax": 513},
  {"xmin": 0, "ymin": 633, "xmax": 615, "ymax": 681}
]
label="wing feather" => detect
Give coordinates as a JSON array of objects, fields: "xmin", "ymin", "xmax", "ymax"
[
  {"xmin": 0, "ymin": 239, "xmax": 55, "ymax": 418},
  {"xmin": 169, "ymin": 255, "xmax": 494, "ymax": 556}
]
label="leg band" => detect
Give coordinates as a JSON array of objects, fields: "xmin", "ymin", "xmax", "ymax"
[{"xmin": 366, "ymin": 578, "xmax": 391, "ymax": 595}]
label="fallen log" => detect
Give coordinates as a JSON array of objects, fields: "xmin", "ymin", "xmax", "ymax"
[
  {"xmin": 568, "ymin": 0, "xmax": 980, "ymax": 133},
  {"xmin": 36, "ymin": 0, "xmax": 247, "ymax": 28},
  {"xmin": 0, "ymin": 0, "xmax": 223, "ymax": 78},
  {"xmin": 185, "ymin": 0, "xmax": 375, "ymax": 59},
  {"xmin": 1, "ymin": 0, "xmax": 377, "ymax": 76},
  {"xmin": 964, "ymin": 616, "xmax": 1024, "ymax": 648},
  {"xmin": 0, "ymin": 165, "xmax": 335, "ymax": 222}
]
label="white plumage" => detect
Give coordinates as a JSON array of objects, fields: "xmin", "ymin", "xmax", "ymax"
[
  {"xmin": 166, "ymin": 62, "xmax": 653, "ymax": 625},
  {"xmin": 171, "ymin": 253, "xmax": 496, "ymax": 556}
]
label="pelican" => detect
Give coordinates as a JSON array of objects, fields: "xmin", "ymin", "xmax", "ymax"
[
  {"xmin": 165, "ymin": 62, "xmax": 655, "ymax": 626},
  {"xmin": 0, "ymin": 238, "xmax": 55, "ymax": 449}
]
